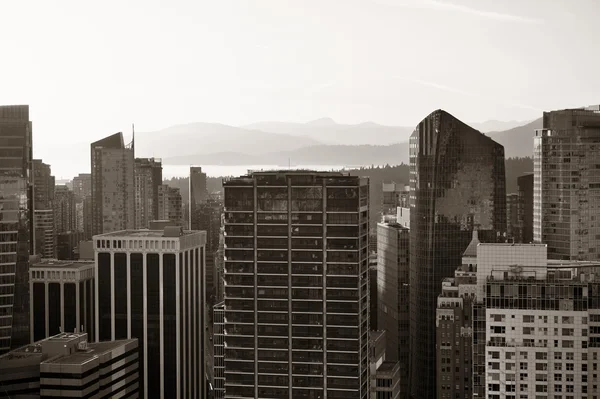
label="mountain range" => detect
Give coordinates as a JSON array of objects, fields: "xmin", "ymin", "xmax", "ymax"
[{"xmin": 134, "ymin": 116, "xmax": 541, "ymax": 167}]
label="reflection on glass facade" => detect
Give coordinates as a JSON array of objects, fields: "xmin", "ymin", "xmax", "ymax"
[
  {"xmin": 408, "ymin": 110, "xmax": 506, "ymax": 399},
  {"xmin": 377, "ymin": 222, "xmax": 409, "ymax": 398},
  {"xmin": 533, "ymin": 106, "xmax": 600, "ymax": 260},
  {"xmin": 222, "ymin": 171, "xmax": 370, "ymax": 399},
  {"xmin": 94, "ymin": 229, "xmax": 206, "ymax": 399},
  {"xmin": 0, "ymin": 105, "xmax": 32, "ymax": 353}
]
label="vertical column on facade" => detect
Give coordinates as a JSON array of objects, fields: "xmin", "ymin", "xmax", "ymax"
[
  {"xmin": 253, "ymin": 181, "xmax": 259, "ymax": 398},
  {"xmin": 188, "ymin": 249, "xmax": 193, "ymax": 398},
  {"xmin": 159, "ymin": 251, "xmax": 164, "ymax": 399},
  {"xmin": 175, "ymin": 251, "xmax": 180, "ymax": 399},
  {"xmin": 143, "ymin": 251, "xmax": 148, "ymax": 399},
  {"xmin": 287, "ymin": 177, "xmax": 293, "ymax": 399},
  {"xmin": 29, "ymin": 275, "xmax": 34, "ymax": 342},
  {"xmin": 95, "ymin": 247, "xmax": 99, "ymax": 342},
  {"xmin": 322, "ymin": 179, "xmax": 328, "ymax": 394},
  {"xmin": 127, "ymin": 250, "xmax": 131, "ymax": 338},
  {"xmin": 182, "ymin": 250, "xmax": 187, "ymax": 399},
  {"xmin": 60, "ymin": 277, "xmax": 64, "ymax": 333},
  {"xmin": 45, "ymin": 281, "xmax": 49, "ymax": 338},
  {"xmin": 75, "ymin": 280, "xmax": 80, "ymax": 334},
  {"xmin": 110, "ymin": 251, "xmax": 115, "ymax": 340}
]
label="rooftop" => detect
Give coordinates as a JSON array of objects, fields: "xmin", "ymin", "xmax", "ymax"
[
  {"xmin": 377, "ymin": 361, "xmax": 400, "ymax": 373},
  {"xmin": 31, "ymin": 259, "xmax": 94, "ymax": 269},
  {"xmin": 41, "ymin": 340, "xmax": 136, "ymax": 366},
  {"xmin": 95, "ymin": 227, "xmax": 200, "ymax": 238}
]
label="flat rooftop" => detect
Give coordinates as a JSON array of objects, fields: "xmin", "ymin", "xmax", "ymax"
[
  {"xmin": 377, "ymin": 361, "xmax": 399, "ymax": 373},
  {"xmin": 42, "ymin": 340, "xmax": 137, "ymax": 366},
  {"xmin": 31, "ymin": 260, "xmax": 94, "ymax": 269},
  {"xmin": 95, "ymin": 229, "xmax": 200, "ymax": 238}
]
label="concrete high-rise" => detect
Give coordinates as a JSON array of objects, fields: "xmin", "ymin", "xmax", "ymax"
[
  {"xmin": 534, "ymin": 105, "xmax": 600, "ymax": 260},
  {"xmin": 33, "ymin": 160, "xmax": 56, "ymax": 258},
  {"xmin": 517, "ymin": 173, "xmax": 534, "ymax": 243},
  {"xmin": 72, "ymin": 173, "xmax": 92, "ymax": 238},
  {"xmin": 408, "ymin": 110, "xmax": 506, "ymax": 399},
  {"xmin": 134, "ymin": 157, "xmax": 162, "ymax": 229},
  {"xmin": 72, "ymin": 173, "xmax": 91, "ymax": 200},
  {"xmin": 158, "ymin": 184, "xmax": 183, "ymax": 225},
  {"xmin": 33, "ymin": 159, "xmax": 55, "ymax": 209},
  {"xmin": 94, "ymin": 226, "xmax": 206, "ymax": 399},
  {"xmin": 54, "ymin": 185, "xmax": 76, "ymax": 234},
  {"xmin": 189, "ymin": 166, "xmax": 208, "ymax": 226},
  {"xmin": 0, "ymin": 332, "xmax": 139, "ymax": 398},
  {"xmin": 91, "ymin": 132, "xmax": 135, "ymax": 235},
  {"xmin": 29, "ymin": 259, "xmax": 95, "ymax": 342},
  {"xmin": 377, "ymin": 221, "xmax": 410, "ymax": 398},
  {"xmin": 0, "ymin": 105, "xmax": 33, "ymax": 353},
  {"xmin": 222, "ymin": 170, "xmax": 370, "ymax": 399}
]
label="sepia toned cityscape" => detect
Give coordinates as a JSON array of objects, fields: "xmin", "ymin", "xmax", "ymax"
[{"xmin": 2, "ymin": 1, "xmax": 600, "ymax": 398}]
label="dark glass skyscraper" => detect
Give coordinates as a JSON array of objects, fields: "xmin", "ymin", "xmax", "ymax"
[
  {"xmin": 0, "ymin": 105, "xmax": 33, "ymax": 353},
  {"xmin": 408, "ymin": 110, "xmax": 505, "ymax": 399}
]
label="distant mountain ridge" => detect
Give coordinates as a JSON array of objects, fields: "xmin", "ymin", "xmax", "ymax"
[{"xmin": 137, "ymin": 117, "xmax": 542, "ymax": 167}]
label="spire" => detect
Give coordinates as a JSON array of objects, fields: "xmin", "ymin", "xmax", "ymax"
[
  {"xmin": 131, "ymin": 123, "xmax": 135, "ymax": 154},
  {"xmin": 462, "ymin": 229, "xmax": 480, "ymax": 258}
]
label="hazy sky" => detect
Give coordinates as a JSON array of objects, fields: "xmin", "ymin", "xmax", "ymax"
[{"xmin": 1, "ymin": 0, "xmax": 599, "ymax": 178}]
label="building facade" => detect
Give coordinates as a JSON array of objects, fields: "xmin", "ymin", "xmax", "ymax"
[
  {"xmin": 507, "ymin": 193, "xmax": 519, "ymax": 242},
  {"xmin": 0, "ymin": 332, "xmax": 139, "ymax": 398},
  {"xmin": 377, "ymin": 222, "xmax": 410, "ymax": 398},
  {"xmin": 91, "ymin": 132, "xmax": 135, "ymax": 235},
  {"xmin": 408, "ymin": 110, "xmax": 506, "ymax": 398},
  {"xmin": 213, "ymin": 301, "xmax": 225, "ymax": 399},
  {"xmin": 534, "ymin": 106, "xmax": 600, "ymax": 260},
  {"xmin": 0, "ymin": 104, "xmax": 33, "ymax": 353},
  {"xmin": 54, "ymin": 185, "xmax": 76, "ymax": 234},
  {"xmin": 34, "ymin": 209, "xmax": 56, "ymax": 258},
  {"xmin": 134, "ymin": 157, "xmax": 162, "ymax": 229},
  {"xmin": 517, "ymin": 173, "xmax": 534, "ymax": 244},
  {"xmin": 29, "ymin": 259, "xmax": 95, "ymax": 342},
  {"xmin": 94, "ymin": 227, "xmax": 206, "ymax": 399},
  {"xmin": 33, "ymin": 159, "xmax": 55, "ymax": 210},
  {"xmin": 158, "ymin": 184, "xmax": 183, "ymax": 225},
  {"xmin": 382, "ymin": 182, "xmax": 409, "ymax": 218},
  {"xmin": 189, "ymin": 167, "xmax": 208, "ymax": 227},
  {"xmin": 222, "ymin": 170, "xmax": 370, "ymax": 399}
]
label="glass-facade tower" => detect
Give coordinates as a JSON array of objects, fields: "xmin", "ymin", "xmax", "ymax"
[
  {"xmin": 223, "ymin": 171, "xmax": 370, "ymax": 399},
  {"xmin": 0, "ymin": 105, "xmax": 33, "ymax": 353},
  {"xmin": 533, "ymin": 106, "xmax": 600, "ymax": 260},
  {"xmin": 408, "ymin": 110, "xmax": 506, "ymax": 399}
]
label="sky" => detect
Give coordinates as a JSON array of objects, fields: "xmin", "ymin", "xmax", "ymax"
[{"xmin": 1, "ymin": 0, "xmax": 599, "ymax": 178}]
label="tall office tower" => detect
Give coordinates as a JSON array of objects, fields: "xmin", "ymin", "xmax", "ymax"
[
  {"xmin": 134, "ymin": 157, "xmax": 162, "ymax": 229},
  {"xmin": 408, "ymin": 110, "xmax": 506, "ymax": 399},
  {"xmin": 91, "ymin": 132, "xmax": 135, "ymax": 235},
  {"xmin": 29, "ymin": 259, "xmax": 95, "ymax": 342},
  {"xmin": 33, "ymin": 159, "xmax": 55, "ymax": 209},
  {"xmin": 194, "ymin": 199, "xmax": 223, "ymax": 307},
  {"xmin": 72, "ymin": 173, "xmax": 91, "ymax": 200},
  {"xmin": 34, "ymin": 210, "xmax": 56, "ymax": 258},
  {"xmin": 0, "ymin": 105, "xmax": 33, "ymax": 353},
  {"xmin": 83, "ymin": 194, "xmax": 93, "ymax": 239},
  {"xmin": 54, "ymin": 185, "xmax": 76, "ymax": 233},
  {"xmin": 189, "ymin": 166, "xmax": 208, "ymax": 226},
  {"xmin": 382, "ymin": 182, "xmax": 409, "ymax": 217},
  {"xmin": 0, "ymin": 332, "xmax": 139, "ymax": 398},
  {"xmin": 534, "ymin": 105, "xmax": 600, "ymax": 260},
  {"xmin": 506, "ymin": 193, "xmax": 519, "ymax": 242},
  {"xmin": 94, "ymin": 227, "xmax": 206, "ymax": 399},
  {"xmin": 158, "ymin": 184, "xmax": 183, "ymax": 224},
  {"xmin": 517, "ymin": 173, "xmax": 534, "ymax": 244},
  {"xmin": 434, "ymin": 236, "xmax": 477, "ymax": 399},
  {"xmin": 222, "ymin": 170, "xmax": 370, "ymax": 399},
  {"xmin": 212, "ymin": 302, "xmax": 225, "ymax": 399},
  {"xmin": 377, "ymin": 221, "xmax": 410, "ymax": 398}
]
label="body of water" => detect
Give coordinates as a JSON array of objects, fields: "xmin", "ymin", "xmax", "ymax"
[{"xmin": 163, "ymin": 164, "xmax": 363, "ymax": 178}]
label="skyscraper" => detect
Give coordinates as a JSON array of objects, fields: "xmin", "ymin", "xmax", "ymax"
[
  {"xmin": 0, "ymin": 105, "xmax": 33, "ymax": 353},
  {"xmin": 517, "ymin": 173, "xmax": 534, "ymax": 243},
  {"xmin": 90, "ymin": 132, "xmax": 135, "ymax": 235},
  {"xmin": 33, "ymin": 159, "xmax": 55, "ymax": 210},
  {"xmin": 134, "ymin": 157, "xmax": 162, "ymax": 229},
  {"xmin": 94, "ymin": 226, "xmax": 206, "ymax": 399},
  {"xmin": 158, "ymin": 184, "xmax": 183, "ymax": 225},
  {"xmin": 72, "ymin": 173, "xmax": 92, "ymax": 238},
  {"xmin": 33, "ymin": 160, "xmax": 56, "ymax": 258},
  {"xmin": 534, "ymin": 105, "xmax": 600, "ymax": 260},
  {"xmin": 408, "ymin": 110, "xmax": 506, "ymax": 398},
  {"xmin": 377, "ymin": 221, "xmax": 410, "ymax": 398},
  {"xmin": 54, "ymin": 185, "xmax": 76, "ymax": 234},
  {"xmin": 506, "ymin": 193, "xmax": 519, "ymax": 242},
  {"xmin": 222, "ymin": 170, "xmax": 370, "ymax": 399},
  {"xmin": 189, "ymin": 166, "xmax": 208, "ymax": 227},
  {"xmin": 72, "ymin": 173, "xmax": 91, "ymax": 200}
]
